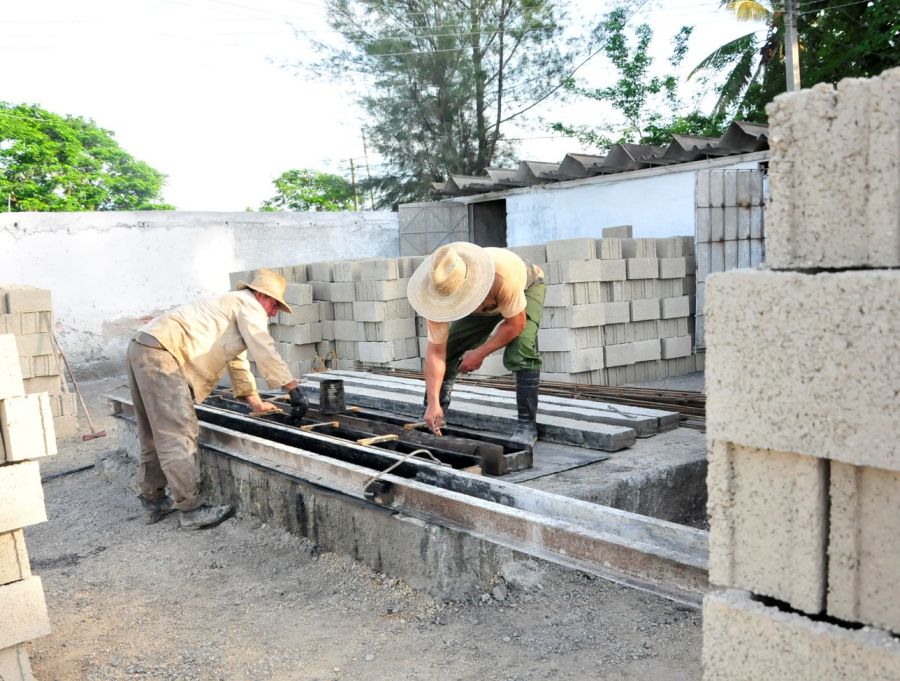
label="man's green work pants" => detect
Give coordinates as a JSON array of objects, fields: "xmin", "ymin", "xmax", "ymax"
[{"xmin": 445, "ymin": 282, "xmax": 546, "ymax": 375}]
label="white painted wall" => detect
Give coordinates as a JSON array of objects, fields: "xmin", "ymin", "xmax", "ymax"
[
  {"xmin": 0, "ymin": 211, "xmax": 398, "ymax": 377},
  {"xmin": 500, "ymin": 156, "xmax": 763, "ymax": 245}
]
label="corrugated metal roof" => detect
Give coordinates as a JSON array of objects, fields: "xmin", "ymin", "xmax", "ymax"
[{"xmin": 432, "ymin": 120, "xmax": 768, "ymax": 197}]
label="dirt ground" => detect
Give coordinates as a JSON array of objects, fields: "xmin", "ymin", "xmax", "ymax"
[{"xmin": 24, "ymin": 378, "xmax": 703, "ymax": 681}]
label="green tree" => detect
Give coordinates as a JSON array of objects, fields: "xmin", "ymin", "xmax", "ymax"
[
  {"xmin": 301, "ymin": 0, "xmax": 576, "ymax": 207},
  {"xmin": 0, "ymin": 103, "xmax": 172, "ymax": 211},
  {"xmin": 550, "ymin": 8, "xmax": 728, "ymax": 150},
  {"xmin": 260, "ymin": 169, "xmax": 356, "ymax": 212},
  {"xmin": 691, "ymin": 1, "xmax": 900, "ymax": 122}
]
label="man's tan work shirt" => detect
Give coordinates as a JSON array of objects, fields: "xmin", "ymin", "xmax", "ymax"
[
  {"xmin": 426, "ymin": 248, "xmax": 544, "ymax": 344},
  {"xmin": 138, "ymin": 289, "xmax": 293, "ymax": 402}
]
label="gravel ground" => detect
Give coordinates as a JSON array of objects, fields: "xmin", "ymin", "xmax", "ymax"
[{"xmin": 24, "ymin": 378, "xmax": 703, "ymax": 681}]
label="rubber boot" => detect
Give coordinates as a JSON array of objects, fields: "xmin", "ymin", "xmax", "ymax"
[{"xmin": 510, "ymin": 370, "xmax": 540, "ymax": 446}]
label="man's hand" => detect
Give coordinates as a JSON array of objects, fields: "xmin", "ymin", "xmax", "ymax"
[
  {"xmin": 459, "ymin": 350, "xmax": 484, "ymax": 373},
  {"xmin": 424, "ymin": 403, "xmax": 445, "ymax": 436},
  {"xmin": 246, "ymin": 394, "xmax": 279, "ymax": 414}
]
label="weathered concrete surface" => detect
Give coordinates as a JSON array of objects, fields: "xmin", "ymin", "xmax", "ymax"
[
  {"xmin": 828, "ymin": 461, "xmax": 900, "ymax": 633},
  {"xmin": 0, "ymin": 210, "xmax": 399, "ymax": 378},
  {"xmin": 526, "ymin": 427, "xmax": 707, "ymax": 528},
  {"xmin": 703, "ymin": 589, "xmax": 900, "ymax": 681},
  {"xmin": 707, "ymin": 441, "xmax": 827, "ymax": 614},
  {"xmin": 706, "ymin": 269, "xmax": 900, "ymax": 472}
]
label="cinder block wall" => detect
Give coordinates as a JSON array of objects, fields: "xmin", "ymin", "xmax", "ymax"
[
  {"xmin": 231, "ymin": 228, "xmax": 702, "ymax": 388},
  {"xmin": 0, "ymin": 286, "xmax": 77, "ymax": 437},
  {"xmin": 0, "ymin": 334, "xmax": 57, "ymax": 680},
  {"xmin": 703, "ymin": 67, "xmax": 900, "ymax": 680}
]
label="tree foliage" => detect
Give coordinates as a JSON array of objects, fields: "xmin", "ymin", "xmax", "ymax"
[
  {"xmin": 302, "ymin": 0, "xmax": 576, "ymax": 207},
  {"xmin": 0, "ymin": 103, "xmax": 172, "ymax": 211},
  {"xmin": 550, "ymin": 8, "xmax": 728, "ymax": 150},
  {"xmin": 260, "ymin": 169, "xmax": 356, "ymax": 212},
  {"xmin": 692, "ymin": 0, "xmax": 900, "ymax": 121}
]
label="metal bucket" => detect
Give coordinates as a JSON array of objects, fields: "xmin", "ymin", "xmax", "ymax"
[{"xmin": 319, "ymin": 379, "xmax": 346, "ymax": 414}]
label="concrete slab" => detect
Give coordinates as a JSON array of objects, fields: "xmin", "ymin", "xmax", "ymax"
[{"xmin": 703, "ymin": 588, "xmax": 900, "ymax": 681}]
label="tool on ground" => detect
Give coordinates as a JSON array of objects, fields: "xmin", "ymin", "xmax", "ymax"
[{"xmin": 44, "ymin": 314, "xmax": 107, "ymax": 441}]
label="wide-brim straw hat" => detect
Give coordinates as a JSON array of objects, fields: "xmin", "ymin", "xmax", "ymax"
[
  {"xmin": 236, "ymin": 268, "xmax": 292, "ymax": 314},
  {"xmin": 407, "ymin": 242, "xmax": 495, "ymax": 322}
]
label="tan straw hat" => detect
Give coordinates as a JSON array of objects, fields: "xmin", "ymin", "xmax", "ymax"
[
  {"xmin": 407, "ymin": 242, "xmax": 495, "ymax": 322},
  {"xmin": 236, "ymin": 268, "xmax": 292, "ymax": 314}
]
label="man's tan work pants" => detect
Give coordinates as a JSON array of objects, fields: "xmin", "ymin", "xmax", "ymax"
[{"xmin": 126, "ymin": 340, "xmax": 202, "ymax": 512}]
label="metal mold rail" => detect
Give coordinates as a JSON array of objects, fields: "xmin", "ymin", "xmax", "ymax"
[{"xmin": 106, "ymin": 388, "xmax": 709, "ymax": 606}]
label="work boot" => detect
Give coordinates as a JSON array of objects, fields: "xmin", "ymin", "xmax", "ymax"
[
  {"xmin": 510, "ymin": 370, "xmax": 541, "ymax": 447},
  {"xmin": 139, "ymin": 495, "xmax": 176, "ymax": 525},
  {"xmin": 178, "ymin": 504, "xmax": 234, "ymax": 530}
]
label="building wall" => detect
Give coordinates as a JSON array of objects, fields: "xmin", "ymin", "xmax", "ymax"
[
  {"xmin": 504, "ymin": 158, "xmax": 762, "ymax": 246},
  {"xmin": 0, "ymin": 211, "xmax": 399, "ymax": 377}
]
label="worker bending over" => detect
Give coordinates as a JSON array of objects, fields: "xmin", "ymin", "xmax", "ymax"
[
  {"xmin": 126, "ymin": 269, "xmax": 308, "ymax": 529},
  {"xmin": 407, "ymin": 242, "xmax": 546, "ymax": 444}
]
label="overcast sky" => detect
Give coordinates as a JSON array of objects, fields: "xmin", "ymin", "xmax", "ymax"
[{"xmin": 1, "ymin": 0, "xmax": 762, "ymax": 211}]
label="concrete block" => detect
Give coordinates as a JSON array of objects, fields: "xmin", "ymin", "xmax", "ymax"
[
  {"xmin": 354, "ymin": 278, "xmax": 410, "ymax": 302},
  {"xmin": 709, "ymin": 206, "xmax": 724, "ymax": 242},
  {"xmin": 596, "ymin": 238, "xmax": 622, "ymax": 260},
  {"xmin": 0, "ymin": 393, "xmax": 57, "ymax": 462},
  {"xmin": 20, "ymin": 312, "xmax": 53, "ymax": 335},
  {"xmin": 626, "ymin": 258, "xmax": 658, "ymax": 280},
  {"xmin": 332, "ymin": 302, "xmax": 354, "ymax": 321},
  {"xmin": 707, "ymin": 441, "xmax": 827, "ymax": 613},
  {"xmin": 703, "ymin": 588, "xmax": 900, "ymax": 681},
  {"xmin": 633, "ymin": 238, "xmax": 657, "ymax": 259},
  {"xmin": 659, "ymin": 257, "xmax": 687, "ymax": 279},
  {"xmin": 0, "ymin": 530, "xmax": 30, "ymax": 586},
  {"xmin": 655, "ymin": 237, "xmax": 682, "ymax": 259},
  {"xmin": 508, "ymin": 244, "xmax": 547, "ymax": 264},
  {"xmin": 630, "ymin": 298, "xmax": 660, "ymax": 322},
  {"xmin": 0, "ymin": 315, "xmax": 23, "ymax": 336},
  {"xmin": 828, "ymin": 461, "xmax": 900, "ymax": 633},
  {"xmin": 1, "ymin": 287, "xmax": 51, "ymax": 314},
  {"xmin": 766, "ymin": 70, "xmax": 900, "ymax": 268},
  {"xmin": 545, "ymin": 237, "xmax": 597, "ymax": 262},
  {"xmin": 333, "ymin": 340, "xmax": 358, "ymax": 361},
  {"xmin": 0, "ymin": 336, "xmax": 24, "ymax": 401},
  {"xmin": 696, "ymin": 171, "xmax": 710, "ymax": 208},
  {"xmin": 352, "ymin": 300, "xmax": 414, "ymax": 322},
  {"xmin": 604, "ymin": 343, "xmax": 634, "ymax": 368},
  {"xmin": 749, "ymin": 239, "xmax": 765, "ymax": 267},
  {"xmin": 0, "ymin": 576, "xmax": 50, "ymax": 650},
  {"xmin": 537, "ymin": 326, "xmax": 603, "ymax": 351},
  {"xmin": 724, "ymin": 206, "xmax": 738, "ymax": 241},
  {"xmin": 695, "ymin": 242, "xmax": 710, "ymax": 282},
  {"xmin": 283, "ymin": 303, "xmax": 319, "ymax": 325},
  {"xmin": 0, "ymin": 643, "xmax": 35, "ymax": 681},
  {"xmin": 710, "ymin": 242, "xmax": 725, "ymax": 274},
  {"xmin": 737, "ymin": 239, "xmax": 751, "ymax": 268},
  {"xmin": 554, "ymin": 259, "xmax": 625, "ymax": 283},
  {"xmin": 543, "ymin": 302, "xmax": 629, "ymax": 329},
  {"xmin": 277, "ymin": 342, "xmax": 318, "ymax": 363},
  {"xmin": 359, "ymin": 318, "xmax": 416, "ymax": 342},
  {"xmin": 327, "ymin": 282, "xmax": 356, "ymax": 303},
  {"xmin": 543, "ymin": 284, "xmax": 571, "ymax": 308},
  {"xmin": 290, "ymin": 264, "xmax": 309, "ymax": 283},
  {"xmin": 737, "ymin": 206, "xmax": 751, "ymax": 240},
  {"xmin": 52, "ymin": 414, "xmax": 77, "ymax": 439},
  {"xmin": 542, "ymin": 347, "xmax": 604, "ymax": 373},
  {"xmin": 307, "ymin": 262, "xmax": 334, "ymax": 282},
  {"xmin": 330, "ymin": 320, "xmax": 360, "ymax": 341},
  {"xmin": 357, "ymin": 258, "xmax": 399, "ymax": 281},
  {"xmin": 13, "ymin": 334, "xmax": 52, "ymax": 358},
  {"xmin": 601, "ymin": 225, "xmax": 632, "ymax": 238},
  {"xmin": 333, "ymin": 260, "xmax": 362, "ymax": 283},
  {"xmin": 317, "ymin": 301, "xmax": 334, "ymax": 322},
  {"xmin": 271, "ymin": 323, "xmax": 322, "ymax": 345},
  {"xmin": 724, "ymin": 240, "xmax": 739, "ymax": 271},
  {"xmin": 660, "ymin": 296, "xmax": 690, "ymax": 320},
  {"xmin": 660, "ymin": 335, "xmax": 691, "ymax": 359},
  {"xmin": 0, "ymin": 461, "xmax": 47, "ymax": 532},
  {"xmin": 283, "ymin": 283, "xmax": 313, "ymax": 306},
  {"xmin": 633, "ymin": 338, "xmax": 661, "ymax": 363},
  {"xmin": 706, "ymin": 269, "xmax": 900, "ymax": 471},
  {"xmin": 27, "ymin": 355, "xmax": 55, "ymax": 378}
]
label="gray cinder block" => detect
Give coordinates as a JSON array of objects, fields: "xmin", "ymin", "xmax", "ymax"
[
  {"xmin": 626, "ymin": 258, "xmax": 659, "ymax": 280},
  {"xmin": 508, "ymin": 244, "xmax": 547, "ymax": 264},
  {"xmin": 284, "ymin": 283, "xmax": 313, "ymax": 306},
  {"xmin": 601, "ymin": 225, "xmax": 632, "ymax": 238},
  {"xmin": 828, "ymin": 461, "xmax": 900, "ymax": 633},
  {"xmin": 545, "ymin": 237, "xmax": 597, "ymax": 262},
  {"xmin": 706, "ymin": 269, "xmax": 900, "ymax": 472},
  {"xmin": 661, "ymin": 335, "xmax": 691, "ymax": 359},
  {"xmin": 707, "ymin": 441, "xmax": 827, "ymax": 614},
  {"xmin": 630, "ymin": 298, "xmax": 660, "ymax": 322},
  {"xmin": 766, "ymin": 68, "xmax": 900, "ymax": 269},
  {"xmin": 703, "ymin": 588, "xmax": 900, "ymax": 681}
]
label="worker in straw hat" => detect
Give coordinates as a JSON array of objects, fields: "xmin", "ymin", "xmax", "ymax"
[
  {"xmin": 126, "ymin": 268, "xmax": 309, "ymax": 530},
  {"xmin": 407, "ymin": 242, "xmax": 546, "ymax": 445}
]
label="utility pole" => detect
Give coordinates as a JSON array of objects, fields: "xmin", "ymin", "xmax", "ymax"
[
  {"xmin": 349, "ymin": 158, "xmax": 360, "ymax": 211},
  {"xmin": 784, "ymin": 0, "xmax": 801, "ymax": 92},
  {"xmin": 361, "ymin": 129, "xmax": 376, "ymax": 210}
]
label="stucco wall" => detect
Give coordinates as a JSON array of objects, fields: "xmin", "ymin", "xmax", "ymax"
[
  {"xmin": 504, "ymin": 157, "xmax": 763, "ymax": 246},
  {"xmin": 0, "ymin": 211, "xmax": 398, "ymax": 377}
]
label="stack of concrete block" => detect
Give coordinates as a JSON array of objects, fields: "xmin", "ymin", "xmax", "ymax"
[
  {"xmin": 694, "ymin": 169, "xmax": 766, "ymax": 349},
  {"xmin": 0, "ymin": 285, "xmax": 77, "ymax": 437},
  {"xmin": 0, "ymin": 334, "xmax": 54, "ymax": 680},
  {"xmin": 529, "ymin": 226, "xmax": 697, "ymax": 386},
  {"xmin": 703, "ymin": 68, "xmax": 900, "ymax": 680}
]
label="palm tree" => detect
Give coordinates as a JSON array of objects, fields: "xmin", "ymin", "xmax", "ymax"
[{"xmin": 688, "ymin": 1, "xmax": 782, "ymax": 120}]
